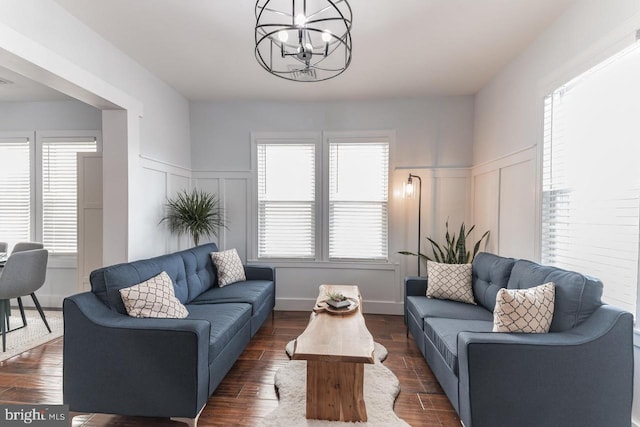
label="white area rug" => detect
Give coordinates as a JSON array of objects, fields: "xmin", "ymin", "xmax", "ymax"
[
  {"xmin": 259, "ymin": 341, "xmax": 410, "ymax": 427},
  {"xmin": 0, "ymin": 309, "xmax": 63, "ymax": 362}
]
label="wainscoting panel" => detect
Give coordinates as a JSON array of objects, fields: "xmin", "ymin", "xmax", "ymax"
[
  {"xmin": 393, "ymin": 168, "xmax": 470, "ymax": 277},
  {"xmin": 274, "ymin": 262, "xmax": 401, "ymax": 314},
  {"xmin": 139, "ymin": 155, "xmax": 192, "ymax": 255},
  {"xmin": 498, "ymin": 158, "xmax": 536, "ymax": 260},
  {"xmin": 471, "ymin": 146, "xmax": 537, "ymax": 259},
  {"xmin": 472, "ymin": 170, "xmax": 500, "ymax": 254},
  {"xmin": 432, "ymin": 169, "xmax": 471, "ymax": 245},
  {"xmin": 221, "ymin": 178, "xmax": 248, "ymax": 260}
]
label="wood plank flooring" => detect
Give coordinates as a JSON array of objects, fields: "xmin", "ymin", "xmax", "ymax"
[{"xmin": 0, "ymin": 311, "xmax": 460, "ymax": 426}]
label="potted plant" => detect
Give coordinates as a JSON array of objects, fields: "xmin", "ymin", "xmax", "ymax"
[
  {"xmin": 325, "ymin": 291, "xmax": 351, "ymax": 309},
  {"xmin": 399, "ymin": 220, "xmax": 489, "ymax": 266},
  {"xmin": 160, "ymin": 189, "xmax": 226, "ymax": 246}
]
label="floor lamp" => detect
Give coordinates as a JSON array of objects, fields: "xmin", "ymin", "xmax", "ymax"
[{"xmin": 404, "ymin": 174, "xmax": 422, "ymax": 276}]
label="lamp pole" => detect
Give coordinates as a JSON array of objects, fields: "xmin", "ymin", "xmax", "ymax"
[{"xmin": 408, "ymin": 174, "xmax": 422, "ymax": 276}]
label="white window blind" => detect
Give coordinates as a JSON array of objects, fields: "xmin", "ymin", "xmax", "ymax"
[
  {"xmin": 0, "ymin": 137, "xmax": 31, "ymax": 248},
  {"xmin": 329, "ymin": 142, "xmax": 388, "ymax": 260},
  {"xmin": 257, "ymin": 143, "xmax": 315, "ymax": 258},
  {"xmin": 42, "ymin": 138, "xmax": 97, "ymax": 254},
  {"xmin": 542, "ymin": 42, "xmax": 640, "ymax": 315}
]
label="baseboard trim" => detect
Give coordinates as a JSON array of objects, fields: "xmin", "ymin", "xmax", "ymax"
[
  {"xmin": 275, "ymin": 298, "xmax": 404, "ymax": 315},
  {"xmin": 18, "ymin": 294, "xmax": 64, "ymax": 309}
]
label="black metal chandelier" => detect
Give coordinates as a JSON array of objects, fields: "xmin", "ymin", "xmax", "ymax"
[{"xmin": 255, "ymin": 0, "xmax": 353, "ymax": 82}]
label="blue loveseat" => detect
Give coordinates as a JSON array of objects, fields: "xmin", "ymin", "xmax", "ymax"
[
  {"xmin": 63, "ymin": 243, "xmax": 275, "ymax": 426},
  {"xmin": 405, "ymin": 252, "xmax": 633, "ymax": 427}
]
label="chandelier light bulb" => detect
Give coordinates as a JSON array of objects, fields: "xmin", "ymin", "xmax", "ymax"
[
  {"xmin": 278, "ymin": 30, "xmax": 289, "ymax": 42},
  {"xmin": 294, "ymin": 13, "xmax": 307, "ymax": 27},
  {"xmin": 322, "ymin": 30, "xmax": 332, "ymax": 42}
]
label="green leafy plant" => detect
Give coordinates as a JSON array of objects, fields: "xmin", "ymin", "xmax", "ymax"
[
  {"xmin": 160, "ymin": 189, "xmax": 226, "ymax": 246},
  {"xmin": 326, "ymin": 291, "xmax": 347, "ymax": 302},
  {"xmin": 399, "ymin": 220, "xmax": 490, "ymax": 265}
]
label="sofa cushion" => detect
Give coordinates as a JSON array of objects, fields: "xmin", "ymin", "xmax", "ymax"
[
  {"xmin": 185, "ymin": 303, "xmax": 252, "ymax": 363},
  {"xmin": 472, "ymin": 252, "xmax": 517, "ymax": 312},
  {"xmin": 119, "ymin": 271, "xmax": 189, "ymax": 319},
  {"xmin": 507, "ymin": 260, "xmax": 603, "ymax": 332},
  {"xmin": 424, "ymin": 317, "xmax": 493, "ymax": 375},
  {"xmin": 90, "ymin": 243, "xmax": 221, "ymax": 313},
  {"xmin": 427, "ymin": 262, "xmax": 475, "ymax": 305},
  {"xmin": 493, "ymin": 282, "xmax": 555, "ymax": 333},
  {"xmin": 407, "ymin": 296, "xmax": 493, "ymax": 330},
  {"xmin": 92, "ymin": 254, "xmax": 188, "ymax": 315},
  {"xmin": 182, "ymin": 243, "xmax": 219, "ymax": 302},
  {"xmin": 190, "ymin": 280, "xmax": 274, "ymax": 315}
]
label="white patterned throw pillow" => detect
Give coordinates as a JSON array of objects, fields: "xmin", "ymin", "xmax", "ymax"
[
  {"xmin": 427, "ymin": 261, "xmax": 476, "ymax": 305},
  {"xmin": 493, "ymin": 282, "xmax": 555, "ymax": 333},
  {"xmin": 210, "ymin": 248, "xmax": 246, "ymax": 287},
  {"xmin": 119, "ymin": 271, "xmax": 189, "ymax": 318}
]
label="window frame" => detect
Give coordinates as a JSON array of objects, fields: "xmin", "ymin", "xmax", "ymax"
[
  {"xmin": 250, "ymin": 132, "xmax": 323, "ymax": 261},
  {"xmin": 322, "ymin": 131, "xmax": 392, "ymax": 262},
  {"xmin": 0, "ymin": 130, "xmax": 102, "ymax": 267},
  {"xmin": 250, "ymin": 130, "xmax": 394, "ymax": 263},
  {"xmin": 0, "ymin": 131, "xmax": 36, "ymax": 251},
  {"xmin": 539, "ymin": 40, "xmax": 640, "ymax": 318},
  {"xmin": 36, "ymin": 131, "xmax": 102, "ymax": 263}
]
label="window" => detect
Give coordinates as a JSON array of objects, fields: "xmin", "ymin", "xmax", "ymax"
[
  {"xmin": 0, "ymin": 135, "xmax": 32, "ymax": 248},
  {"xmin": 542, "ymin": 42, "xmax": 640, "ymax": 315},
  {"xmin": 0, "ymin": 131, "xmax": 99, "ymax": 255},
  {"xmin": 257, "ymin": 140, "xmax": 317, "ymax": 258},
  {"xmin": 253, "ymin": 131, "xmax": 392, "ymax": 262},
  {"xmin": 328, "ymin": 141, "xmax": 388, "ymax": 260},
  {"xmin": 41, "ymin": 137, "xmax": 98, "ymax": 253}
]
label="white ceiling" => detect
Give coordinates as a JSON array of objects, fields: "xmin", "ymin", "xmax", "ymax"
[{"xmin": 50, "ymin": 0, "xmax": 576, "ymax": 102}]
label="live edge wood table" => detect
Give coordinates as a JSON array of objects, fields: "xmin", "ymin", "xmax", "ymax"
[{"xmin": 292, "ymin": 284, "xmax": 375, "ymax": 422}]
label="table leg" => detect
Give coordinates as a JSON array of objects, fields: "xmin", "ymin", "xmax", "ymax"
[{"xmin": 306, "ymin": 360, "xmax": 367, "ymax": 422}]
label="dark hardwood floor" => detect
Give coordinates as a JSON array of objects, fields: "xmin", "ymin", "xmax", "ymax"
[{"xmin": 0, "ymin": 311, "xmax": 459, "ymax": 426}]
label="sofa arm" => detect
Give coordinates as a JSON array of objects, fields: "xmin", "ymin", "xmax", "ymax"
[
  {"xmin": 405, "ymin": 276, "xmax": 427, "ymax": 296},
  {"xmin": 404, "ymin": 276, "xmax": 427, "ymax": 322},
  {"xmin": 244, "ymin": 265, "xmax": 275, "ymax": 282},
  {"xmin": 63, "ymin": 292, "xmax": 211, "ymax": 419},
  {"xmin": 457, "ymin": 305, "xmax": 633, "ymax": 427}
]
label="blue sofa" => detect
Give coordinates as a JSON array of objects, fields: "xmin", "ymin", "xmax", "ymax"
[
  {"xmin": 63, "ymin": 243, "xmax": 275, "ymax": 427},
  {"xmin": 405, "ymin": 252, "xmax": 633, "ymax": 427}
]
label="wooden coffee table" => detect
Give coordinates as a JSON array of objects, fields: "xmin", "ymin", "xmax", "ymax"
[{"xmin": 292, "ymin": 284, "xmax": 375, "ymax": 422}]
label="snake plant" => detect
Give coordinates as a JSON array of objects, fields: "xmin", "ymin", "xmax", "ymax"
[{"xmin": 399, "ymin": 220, "xmax": 489, "ymax": 265}]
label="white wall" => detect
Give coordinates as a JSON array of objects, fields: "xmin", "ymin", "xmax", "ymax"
[
  {"xmin": 190, "ymin": 97, "xmax": 475, "ymax": 314},
  {"xmin": 0, "ymin": 0, "xmax": 192, "ymax": 263},
  {"xmin": 473, "ymin": 0, "xmax": 640, "ymax": 259},
  {"xmin": 0, "ymin": 100, "xmax": 101, "ymax": 307},
  {"xmin": 0, "ymin": 100, "xmax": 101, "ymax": 130},
  {"xmin": 472, "ymin": 0, "xmax": 640, "ymax": 423}
]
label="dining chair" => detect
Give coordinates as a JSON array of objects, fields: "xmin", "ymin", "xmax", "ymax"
[
  {"xmin": 9, "ymin": 242, "xmax": 45, "ymax": 328},
  {"xmin": 0, "ymin": 249, "xmax": 50, "ymax": 351},
  {"xmin": 12, "ymin": 242, "xmax": 44, "ymax": 253}
]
